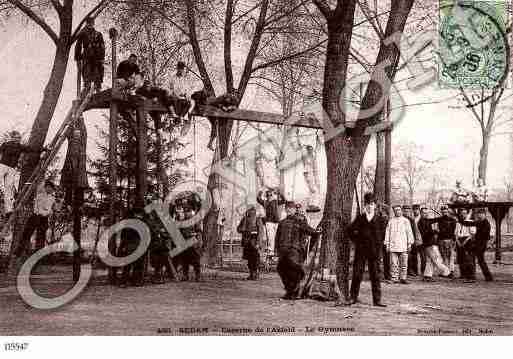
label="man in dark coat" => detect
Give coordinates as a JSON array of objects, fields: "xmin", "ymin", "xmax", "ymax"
[
  {"xmin": 461, "ymin": 208, "xmax": 493, "ymax": 281},
  {"xmin": 275, "ymin": 201, "xmax": 320, "ymax": 299},
  {"xmin": 403, "ymin": 205, "xmax": 420, "ymax": 277},
  {"xmin": 75, "ymin": 17, "xmax": 105, "ymax": 93},
  {"xmin": 60, "ymin": 116, "xmax": 89, "ymax": 208},
  {"xmin": 257, "ymin": 188, "xmax": 285, "ymax": 223},
  {"xmin": 438, "ymin": 206, "xmax": 457, "ymax": 277},
  {"xmin": 237, "ymin": 205, "xmax": 265, "ymax": 280},
  {"xmin": 418, "ymin": 207, "xmax": 450, "ymax": 281},
  {"xmin": 119, "ymin": 208, "xmax": 147, "ymax": 287},
  {"xmin": 348, "ymin": 193, "xmax": 387, "ymax": 307},
  {"xmin": 173, "ymin": 202, "xmax": 203, "ymax": 281}
]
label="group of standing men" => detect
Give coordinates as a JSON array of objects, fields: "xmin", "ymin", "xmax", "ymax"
[{"xmin": 347, "ymin": 193, "xmax": 494, "ymax": 307}]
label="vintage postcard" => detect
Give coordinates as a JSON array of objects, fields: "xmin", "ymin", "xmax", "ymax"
[{"xmin": 0, "ymin": 0, "xmax": 512, "ymax": 354}]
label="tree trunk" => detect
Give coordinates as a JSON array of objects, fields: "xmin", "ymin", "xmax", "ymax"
[
  {"xmin": 203, "ymin": 118, "xmax": 234, "ymax": 266},
  {"xmin": 20, "ymin": 43, "xmax": 70, "ymax": 184},
  {"xmin": 374, "ymin": 131, "xmax": 386, "ymax": 203},
  {"xmin": 478, "ymin": 133, "xmax": 490, "ymax": 184},
  {"xmin": 320, "ymin": 0, "xmax": 414, "ymax": 303},
  {"xmin": 385, "ymin": 128, "xmax": 392, "ymax": 206}
]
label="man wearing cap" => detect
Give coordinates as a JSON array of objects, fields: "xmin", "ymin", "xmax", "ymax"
[
  {"xmin": 237, "ymin": 205, "xmax": 266, "ymax": 280},
  {"xmin": 450, "ymin": 180, "xmax": 472, "ymax": 204},
  {"xmin": 16, "ymin": 180, "xmax": 56, "ymax": 256},
  {"xmin": 348, "ymin": 193, "xmax": 387, "ymax": 307},
  {"xmin": 403, "ymin": 205, "xmax": 421, "ymax": 277},
  {"xmin": 75, "ymin": 17, "xmax": 105, "ymax": 93},
  {"xmin": 275, "ymin": 201, "xmax": 320, "ymax": 299},
  {"xmin": 0, "ymin": 131, "xmax": 43, "ymax": 216},
  {"xmin": 115, "ymin": 54, "xmax": 141, "ymax": 97},
  {"xmin": 418, "ymin": 207, "xmax": 451, "ymax": 281},
  {"xmin": 460, "ymin": 208, "xmax": 493, "ymax": 281},
  {"xmin": 437, "ymin": 205, "xmax": 457, "ymax": 277},
  {"xmin": 384, "ymin": 205, "xmax": 414, "ymax": 284}
]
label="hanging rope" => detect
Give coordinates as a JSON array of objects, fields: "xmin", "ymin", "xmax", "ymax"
[{"xmin": 193, "ymin": 116, "xmax": 197, "ymax": 183}]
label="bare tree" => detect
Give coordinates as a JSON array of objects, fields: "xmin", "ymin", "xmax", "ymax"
[{"xmin": 312, "ymin": 0, "xmax": 415, "ymax": 304}]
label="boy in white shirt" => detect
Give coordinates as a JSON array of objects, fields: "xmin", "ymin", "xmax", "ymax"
[{"xmin": 16, "ymin": 180, "xmax": 56, "ymax": 256}]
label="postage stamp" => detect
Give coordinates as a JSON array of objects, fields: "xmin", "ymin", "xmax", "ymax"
[{"xmin": 438, "ymin": 0, "xmax": 509, "ymax": 89}]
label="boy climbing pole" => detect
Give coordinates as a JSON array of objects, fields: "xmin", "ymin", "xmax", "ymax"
[{"xmin": 75, "ymin": 17, "xmax": 105, "ymax": 94}]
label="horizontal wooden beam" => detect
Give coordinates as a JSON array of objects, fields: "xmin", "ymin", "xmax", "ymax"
[{"xmin": 85, "ymin": 89, "xmax": 323, "ymax": 129}]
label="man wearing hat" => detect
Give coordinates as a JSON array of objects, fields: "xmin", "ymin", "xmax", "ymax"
[
  {"xmin": 75, "ymin": 17, "xmax": 105, "ymax": 93},
  {"xmin": 237, "ymin": 204, "xmax": 266, "ymax": 280},
  {"xmin": 437, "ymin": 205, "xmax": 457, "ymax": 277},
  {"xmin": 16, "ymin": 180, "xmax": 56, "ymax": 256},
  {"xmin": 460, "ymin": 208, "xmax": 493, "ymax": 281},
  {"xmin": 348, "ymin": 193, "xmax": 387, "ymax": 306},
  {"xmin": 275, "ymin": 201, "xmax": 321, "ymax": 299},
  {"xmin": 0, "ymin": 131, "xmax": 43, "ymax": 215}
]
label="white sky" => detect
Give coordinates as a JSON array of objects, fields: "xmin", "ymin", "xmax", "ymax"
[{"xmin": 0, "ymin": 8, "xmax": 511, "ymax": 204}]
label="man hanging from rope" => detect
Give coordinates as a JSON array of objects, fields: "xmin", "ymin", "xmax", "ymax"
[
  {"xmin": 75, "ymin": 17, "xmax": 105, "ymax": 94},
  {"xmin": 296, "ymin": 128, "xmax": 321, "ymax": 213},
  {"xmin": 0, "ymin": 131, "xmax": 45, "ymax": 218}
]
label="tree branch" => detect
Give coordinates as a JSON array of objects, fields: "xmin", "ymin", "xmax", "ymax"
[
  {"xmin": 185, "ymin": 0, "xmax": 214, "ymax": 94},
  {"xmin": 251, "ymin": 39, "xmax": 327, "ymax": 73},
  {"xmin": 70, "ymin": 0, "xmax": 111, "ymax": 43},
  {"xmin": 224, "ymin": 0, "xmax": 235, "ymax": 92},
  {"xmin": 237, "ymin": 0, "xmax": 270, "ymax": 95},
  {"xmin": 313, "ymin": 0, "xmax": 332, "ymax": 19},
  {"xmin": 8, "ymin": 0, "xmax": 59, "ymax": 44},
  {"xmin": 50, "ymin": 0, "xmax": 62, "ymax": 14}
]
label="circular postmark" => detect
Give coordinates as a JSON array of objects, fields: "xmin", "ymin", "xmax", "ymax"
[{"xmin": 439, "ymin": 2, "xmax": 509, "ymax": 89}]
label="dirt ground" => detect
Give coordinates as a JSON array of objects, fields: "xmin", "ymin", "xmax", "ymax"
[{"xmin": 0, "ymin": 252, "xmax": 512, "ymax": 336}]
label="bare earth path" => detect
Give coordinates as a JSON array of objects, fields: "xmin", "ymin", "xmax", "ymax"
[{"xmin": 1, "ymin": 252, "xmax": 512, "ymax": 336}]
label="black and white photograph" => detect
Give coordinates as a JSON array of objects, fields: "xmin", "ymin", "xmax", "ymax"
[{"xmin": 0, "ymin": 0, "xmax": 512, "ymax": 352}]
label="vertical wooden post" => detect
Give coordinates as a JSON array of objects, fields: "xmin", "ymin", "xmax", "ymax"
[
  {"xmin": 76, "ymin": 62, "xmax": 82, "ymax": 98},
  {"xmin": 384, "ymin": 100, "xmax": 392, "ymax": 207},
  {"xmin": 135, "ymin": 104, "xmax": 148, "ymax": 209},
  {"xmin": 71, "ymin": 100, "xmax": 82, "ymax": 283},
  {"xmin": 109, "ymin": 28, "xmax": 118, "ymax": 226}
]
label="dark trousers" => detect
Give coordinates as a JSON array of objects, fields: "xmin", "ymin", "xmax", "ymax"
[
  {"xmin": 17, "ymin": 214, "xmax": 49, "ymax": 256},
  {"xmin": 380, "ymin": 245, "xmax": 390, "ymax": 280},
  {"xmin": 473, "ymin": 246, "xmax": 493, "ymax": 280},
  {"xmin": 82, "ymin": 61, "xmax": 103, "ymax": 91},
  {"xmin": 456, "ymin": 245, "xmax": 475, "ymax": 279},
  {"xmin": 407, "ymin": 245, "xmax": 426, "ymax": 275},
  {"xmin": 121, "ymin": 253, "xmax": 146, "ymax": 285},
  {"xmin": 350, "ymin": 250, "xmax": 381, "ymax": 304},
  {"xmin": 177, "ymin": 247, "xmax": 201, "ymax": 280},
  {"xmin": 243, "ymin": 241, "xmax": 260, "ymax": 273},
  {"xmin": 277, "ymin": 250, "xmax": 304, "ymax": 297}
]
